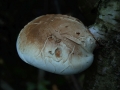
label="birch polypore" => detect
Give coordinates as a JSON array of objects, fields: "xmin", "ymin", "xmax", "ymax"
[{"xmin": 16, "ymin": 14, "xmax": 96, "ymax": 75}]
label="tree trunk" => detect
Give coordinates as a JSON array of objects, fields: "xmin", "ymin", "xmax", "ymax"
[{"xmin": 81, "ymin": 0, "xmax": 120, "ymax": 90}]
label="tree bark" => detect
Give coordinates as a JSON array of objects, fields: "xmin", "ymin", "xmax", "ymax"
[{"xmin": 80, "ymin": 0, "xmax": 120, "ymax": 90}]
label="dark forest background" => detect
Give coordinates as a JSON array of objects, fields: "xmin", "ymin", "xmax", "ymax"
[{"xmin": 0, "ymin": 0, "xmax": 99, "ymax": 90}]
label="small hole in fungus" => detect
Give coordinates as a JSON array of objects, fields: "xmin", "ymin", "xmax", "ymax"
[
  {"xmin": 76, "ymin": 32, "xmax": 80, "ymax": 35},
  {"xmin": 65, "ymin": 26, "xmax": 68, "ymax": 28},
  {"xmin": 49, "ymin": 51, "xmax": 53, "ymax": 55},
  {"xmin": 48, "ymin": 36, "xmax": 53, "ymax": 41},
  {"xmin": 48, "ymin": 34, "xmax": 54, "ymax": 41}
]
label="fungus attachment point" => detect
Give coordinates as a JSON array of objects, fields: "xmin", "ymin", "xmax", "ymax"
[{"xmin": 16, "ymin": 14, "xmax": 96, "ymax": 75}]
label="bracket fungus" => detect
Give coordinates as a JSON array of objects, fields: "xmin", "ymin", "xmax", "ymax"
[{"xmin": 16, "ymin": 14, "xmax": 96, "ymax": 75}]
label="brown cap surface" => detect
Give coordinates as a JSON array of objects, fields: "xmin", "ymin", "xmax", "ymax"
[{"xmin": 16, "ymin": 14, "xmax": 96, "ymax": 75}]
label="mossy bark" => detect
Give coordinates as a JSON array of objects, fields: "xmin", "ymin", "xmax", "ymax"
[{"xmin": 82, "ymin": 0, "xmax": 120, "ymax": 90}]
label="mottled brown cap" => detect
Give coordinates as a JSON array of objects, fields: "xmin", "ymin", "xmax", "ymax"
[{"xmin": 16, "ymin": 14, "xmax": 96, "ymax": 75}]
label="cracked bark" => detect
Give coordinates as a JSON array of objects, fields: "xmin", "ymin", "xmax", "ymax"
[{"xmin": 79, "ymin": 0, "xmax": 120, "ymax": 90}]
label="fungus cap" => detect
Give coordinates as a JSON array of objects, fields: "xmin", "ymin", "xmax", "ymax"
[{"xmin": 16, "ymin": 14, "xmax": 96, "ymax": 75}]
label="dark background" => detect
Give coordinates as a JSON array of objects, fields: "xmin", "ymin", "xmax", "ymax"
[{"xmin": 0, "ymin": 0, "xmax": 98, "ymax": 90}]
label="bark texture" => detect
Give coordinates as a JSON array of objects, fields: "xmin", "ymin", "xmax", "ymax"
[{"xmin": 82, "ymin": 0, "xmax": 120, "ymax": 90}]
